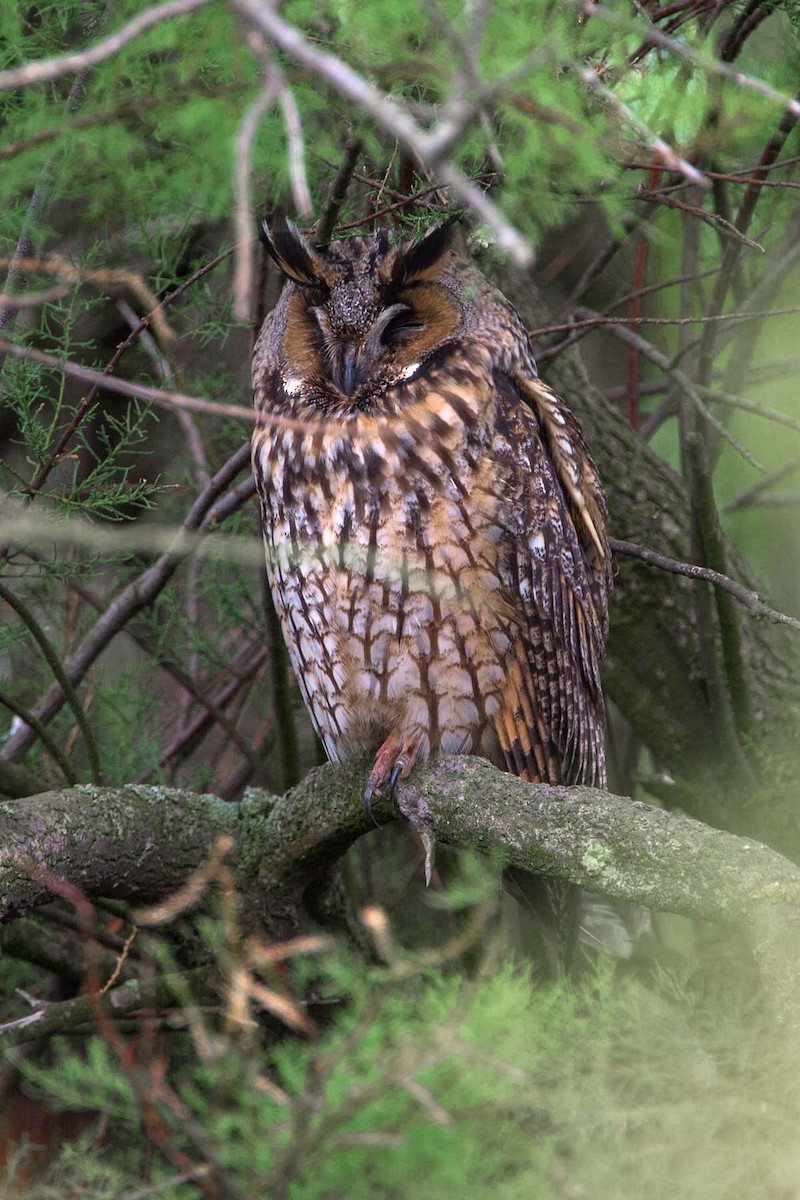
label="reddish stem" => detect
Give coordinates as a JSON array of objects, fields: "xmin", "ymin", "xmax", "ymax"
[{"xmin": 627, "ymin": 166, "xmax": 664, "ymax": 429}]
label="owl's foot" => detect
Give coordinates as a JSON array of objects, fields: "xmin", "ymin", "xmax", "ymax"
[{"xmin": 363, "ymin": 734, "xmax": 421, "ymax": 817}]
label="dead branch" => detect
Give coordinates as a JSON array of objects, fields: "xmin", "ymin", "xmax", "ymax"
[
  {"xmin": 610, "ymin": 539, "xmax": 800, "ymax": 635},
  {"xmin": 231, "ymin": 0, "xmax": 535, "ymax": 265},
  {"xmin": 0, "ymin": 0, "xmax": 215, "ymax": 90}
]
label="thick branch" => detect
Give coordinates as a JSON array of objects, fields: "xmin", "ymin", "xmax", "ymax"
[{"xmin": 2, "ymin": 758, "xmax": 800, "ymax": 1021}]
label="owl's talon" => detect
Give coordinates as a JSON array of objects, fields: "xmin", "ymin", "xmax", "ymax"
[
  {"xmin": 363, "ymin": 779, "xmax": 382, "ymax": 828},
  {"xmin": 389, "ymin": 758, "xmax": 406, "ymax": 797}
]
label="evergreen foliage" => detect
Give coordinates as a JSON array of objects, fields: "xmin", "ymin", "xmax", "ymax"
[
  {"xmin": 1, "ymin": 0, "xmax": 800, "ymax": 1194},
  {"xmin": 7, "ymin": 908, "xmax": 800, "ymax": 1200}
]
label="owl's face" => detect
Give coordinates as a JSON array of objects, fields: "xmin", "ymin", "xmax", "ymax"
[{"xmin": 260, "ymin": 221, "xmax": 464, "ymax": 411}]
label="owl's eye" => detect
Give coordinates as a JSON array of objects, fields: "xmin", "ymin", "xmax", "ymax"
[{"xmin": 379, "ymin": 306, "xmax": 423, "ymax": 347}]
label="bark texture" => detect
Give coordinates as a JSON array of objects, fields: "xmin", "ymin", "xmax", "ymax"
[{"xmin": 3, "ymin": 757, "xmax": 800, "ymax": 1022}]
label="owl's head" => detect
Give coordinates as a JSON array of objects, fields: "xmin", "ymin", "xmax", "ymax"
[{"xmin": 259, "ymin": 220, "xmax": 464, "ymax": 408}]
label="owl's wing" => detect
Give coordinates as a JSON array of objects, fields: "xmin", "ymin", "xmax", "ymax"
[{"xmin": 491, "ymin": 369, "xmax": 611, "ymax": 787}]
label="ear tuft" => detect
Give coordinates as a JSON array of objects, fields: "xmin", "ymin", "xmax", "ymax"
[
  {"xmin": 261, "ymin": 219, "xmax": 324, "ymax": 286},
  {"xmin": 392, "ymin": 216, "xmax": 459, "ymax": 286}
]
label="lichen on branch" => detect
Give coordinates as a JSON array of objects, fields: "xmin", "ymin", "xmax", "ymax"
[{"xmin": 2, "ymin": 756, "xmax": 800, "ymax": 1022}]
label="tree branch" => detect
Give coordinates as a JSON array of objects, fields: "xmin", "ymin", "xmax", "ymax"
[
  {"xmin": 0, "ymin": 337, "xmax": 256, "ymax": 424},
  {"xmin": 231, "ymin": 0, "xmax": 535, "ymax": 266},
  {"xmin": 2, "ymin": 757, "xmax": 800, "ymax": 1022},
  {"xmin": 610, "ymin": 538, "xmax": 800, "ymax": 635},
  {"xmin": 0, "ymin": 0, "xmax": 215, "ymax": 90}
]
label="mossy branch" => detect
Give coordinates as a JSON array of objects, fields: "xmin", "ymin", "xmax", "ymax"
[{"xmin": 2, "ymin": 757, "xmax": 800, "ymax": 1022}]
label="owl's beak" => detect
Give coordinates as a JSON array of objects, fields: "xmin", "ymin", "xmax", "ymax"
[{"xmin": 340, "ymin": 341, "xmax": 360, "ymax": 397}]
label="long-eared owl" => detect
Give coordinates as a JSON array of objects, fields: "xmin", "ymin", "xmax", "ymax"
[{"xmin": 251, "ymin": 221, "xmax": 612, "ymax": 805}]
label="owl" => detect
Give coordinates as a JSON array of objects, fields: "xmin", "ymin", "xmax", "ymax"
[{"xmin": 251, "ymin": 220, "xmax": 611, "ymax": 810}]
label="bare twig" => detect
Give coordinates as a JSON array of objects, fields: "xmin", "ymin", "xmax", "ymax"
[
  {"xmin": 724, "ymin": 458, "xmax": 800, "ymax": 515},
  {"xmin": 587, "ymin": 3, "xmax": 800, "ymax": 120},
  {"xmin": 117, "ymin": 1167, "xmax": 213, "ymax": 1200},
  {"xmin": 699, "ymin": 387, "xmax": 800, "ymax": 440},
  {"xmin": 0, "ymin": 581, "xmax": 104, "ymax": 783},
  {"xmin": 0, "ymin": 0, "xmax": 215, "ymax": 90},
  {"xmin": 231, "ymin": 0, "xmax": 535, "ymax": 265},
  {"xmin": 150, "ymin": 645, "xmax": 270, "ymax": 779},
  {"xmin": 0, "ymin": 256, "xmax": 167, "ymax": 340},
  {"xmin": 272, "ymin": 63, "xmax": 313, "ymax": 220},
  {"xmin": 233, "ymin": 81, "xmax": 280, "ymax": 323},
  {"xmin": 533, "ymin": 306, "xmax": 800, "ymax": 338},
  {"xmin": 570, "ymin": 310, "xmax": 765, "ymax": 473},
  {"xmin": 315, "ymin": 137, "xmax": 363, "ymax": 249},
  {"xmin": 696, "ymin": 98, "xmax": 800, "ymax": 390},
  {"xmin": 0, "ymin": 337, "xmax": 257, "ymax": 424},
  {"xmin": 637, "ymin": 191, "xmax": 765, "ymax": 252},
  {"xmin": 579, "ymin": 63, "xmax": 707, "ymax": 187},
  {"xmin": 610, "ymin": 538, "xmax": 800, "ymax": 634},
  {"xmin": 729, "ymin": 490, "xmax": 800, "ymax": 509}
]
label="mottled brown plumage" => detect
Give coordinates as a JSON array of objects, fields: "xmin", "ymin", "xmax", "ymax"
[{"xmin": 251, "ymin": 222, "xmax": 612, "ymax": 805}]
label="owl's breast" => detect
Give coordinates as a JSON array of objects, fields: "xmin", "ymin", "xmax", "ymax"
[{"xmin": 252, "ymin": 368, "xmax": 516, "ymax": 764}]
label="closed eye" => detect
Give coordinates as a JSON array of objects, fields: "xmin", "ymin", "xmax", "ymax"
[{"xmin": 380, "ymin": 309, "xmax": 424, "ymax": 346}]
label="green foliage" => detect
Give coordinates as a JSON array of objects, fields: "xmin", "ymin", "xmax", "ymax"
[
  {"xmin": 2, "ymin": 0, "xmax": 796, "ymax": 251},
  {"xmin": 2, "ymin": 5, "xmax": 800, "ymax": 1195},
  {"xmin": 9, "ymin": 922, "xmax": 800, "ymax": 1200}
]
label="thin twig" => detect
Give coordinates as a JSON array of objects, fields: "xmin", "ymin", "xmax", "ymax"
[
  {"xmin": 272, "ymin": 62, "xmax": 313, "ymax": 220},
  {"xmin": 699, "ymin": 386, "xmax": 800, "ymax": 440},
  {"xmin": 724, "ymin": 457, "xmax": 800, "ymax": 515},
  {"xmin": 315, "ymin": 137, "xmax": 363, "ymax": 249},
  {"xmin": 696, "ymin": 97, "xmax": 800, "ymax": 390},
  {"xmin": 0, "ymin": 687, "xmax": 79, "ymax": 783},
  {"xmin": 533, "ymin": 305, "xmax": 800, "ymax": 338},
  {"xmin": 233, "ymin": 81, "xmax": 279, "ymax": 323},
  {"xmin": 0, "ymin": 338, "xmax": 257, "ymax": 424},
  {"xmin": 0, "ymin": 581, "xmax": 104, "ymax": 784},
  {"xmin": 587, "ymin": 3, "xmax": 800, "ymax": 119},
  {"xmin": 0, "ymin": 0, "xmax": 215, "ymax": 90},
  {"xmin": 231, "ymin": 0, "xmax": 535, "ymax": 265},
  {"xmin": 610, "ymin": 538, "xmax": 800, "ymax": 634},
  {"xmin": 579, "ymin": 63, "xmax": 707, "ymax": 187},
  {"xmin": 637, "ymin": 191, "xmax": 765, "ymax": 252},
  {"xmin": 150, "ymin": 646, "xmax": 270, "ymax": 780},
  {"xmin": 117, "ymin": 1167, "xmax": 213, "ymax": 1200},
  {"xmin": 571, "ymin": 309, "xmax": 765, "ymax": 473}
]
